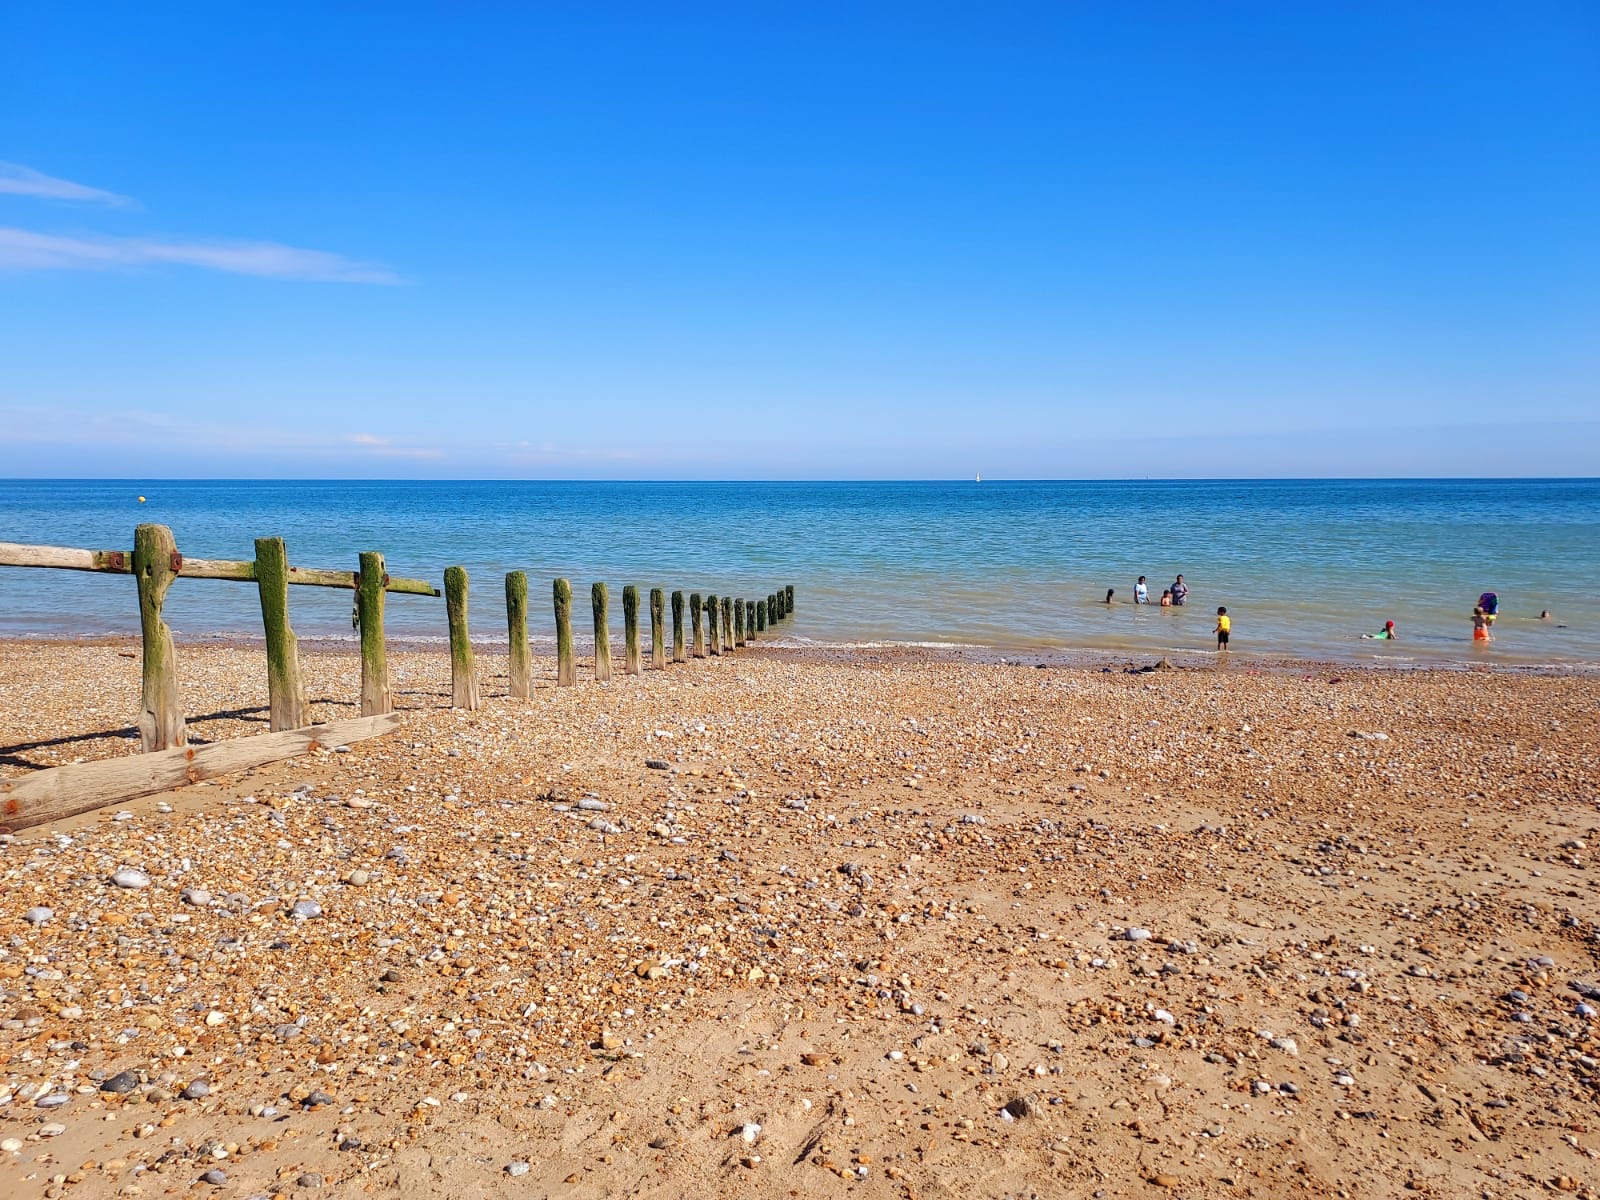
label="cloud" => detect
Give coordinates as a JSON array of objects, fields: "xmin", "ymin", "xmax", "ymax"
[
  {"xmin": 346, "ymin": 432, "xmax": 441, "ymax": 458},
  {"xmin": 0, "ymin": 162, "xmax": 134, "ymax": 207},
  {"xmin": 0, "ymin": 226, "xmax": 401, "ymax": 283}
]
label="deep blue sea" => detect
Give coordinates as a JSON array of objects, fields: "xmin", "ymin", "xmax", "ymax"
[{"xmin": 2, "ymin": 479, "xmax": 1596, "ymax": 666}]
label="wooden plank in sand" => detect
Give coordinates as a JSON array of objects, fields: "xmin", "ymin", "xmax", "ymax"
[
  {"xmin": 444, "ymin": 566, "xmax": 481, "ymax": 709},
  {"xmin": 505, "ymin": 571, "xmax": 531, "ymax": 699},
  {"xmin": 134, "ymin": 523, "xmax": 186, "ymax": 752},
  {"xmin": 0, "ymin": 713, "xmax": 402, "ymax": 832}
]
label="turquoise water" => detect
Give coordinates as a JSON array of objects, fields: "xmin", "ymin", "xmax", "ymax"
[{"xmin": 2, "ymin": 479, "xmax": 1596, "ymax": 666}]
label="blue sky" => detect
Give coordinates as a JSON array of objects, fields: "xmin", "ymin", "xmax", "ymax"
[{"xmin": 1, "ymin": 2, "xmax": 1596, "ymax": 478}]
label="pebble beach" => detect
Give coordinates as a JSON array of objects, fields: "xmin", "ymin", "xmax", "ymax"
[{"xmin": 1, "ymin": 639, "xmax": 1597, "ymax": 1199}]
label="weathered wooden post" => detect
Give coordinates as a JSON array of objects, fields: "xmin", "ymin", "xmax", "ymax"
[
  {"xmin": 254, "ymin": 535, "xmax": 306, "ymax": 731},
  {"xmin": 722, "ymin": 596, "xmax": 734, "ymax": 651},
  {"xmin": 356, "ymin": 551, "xmax": 391, "ymax": 716},
  {"xmin": 706, "ymin": 593, "xmax": 720, "ymax": 656},
  {"xmin": 506, "ymin": 570, "xmax": 531, "ymax": 699},
  {"xmin": 650, "ymin": 587, "xmax": 666, "ymax": 669},
  {"xmin": 671, "ymin": 590, "xmax": 686, "ymax": 663},
  {"xmin": 786, "ymin": 585, "xmax": 794, "ymax": 616},
  {"xmin": 734, "ymin": 598, "xmax": 745, "ymax": 646},
  {"xmin": 755, "ymin": 597, "xmax": 767, "ymax": 632},
  {"xmin": 444, "ymin": 566, "xmax": 481, "ymax": 709},
  {"xmin": 623, "ymin": 585, "xmax": 642, "ymax": 676},
  {"xmin": 690, "ymin": 591, "xmax": 704, "ymax": 657},
  {"xmin": 133, "ymin": 523, "xmax": 185, "ymax": 751},
  {"xmin": 769, "ymin": 591, "xmax": 779, "ymax": 622},
  {"xmin": 553, "ymin": 578, "xmax": 576, "ymax": 686},
  {"xmin": 592, "ymin": 582, "xmax": 612, "ymax": 682}
]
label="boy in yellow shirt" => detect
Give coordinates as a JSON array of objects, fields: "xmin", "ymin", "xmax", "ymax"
[{"xmin": 1214, "ymin": 606, "xmax": 1231, "ymax": 650}]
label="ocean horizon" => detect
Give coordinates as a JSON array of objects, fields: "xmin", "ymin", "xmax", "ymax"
[{"xmin": 3, "ymin": 477, "xmax": 1596, "ymax": 668}]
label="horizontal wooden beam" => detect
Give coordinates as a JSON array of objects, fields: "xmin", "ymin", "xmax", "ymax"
[
  {"xmin": 0, "ymin": 712, "xmax": 402, "ymax": 831},
  {"xmin": 0, "ymin": 542, "xmax": 439, "ymax": 596}
]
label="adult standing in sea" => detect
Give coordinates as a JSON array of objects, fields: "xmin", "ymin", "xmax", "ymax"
[
  {"xmin": 1135, "ymin": 576, "xmax": 1149, "ymax": 604},
  {"xmin": 1171, "ymin": 575, "xmax": 1188, "ymax": 606}
]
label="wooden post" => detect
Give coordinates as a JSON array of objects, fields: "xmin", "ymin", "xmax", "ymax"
[
  {"xmin": 786, "ymin": 585, "xmax": 794, "ymax": 616},
  {"xmin": 706, "ymin": 593, "xmax": 720, "ymax": 656},
  {"xmin": 650, "ymin": 587, "xmax": 666, "ymax": 669},
  {"xmin": 769, "ymin": 591, "xmax": 779, "ymax": 622},
  {"xmin": 734, "ymin": 598, "xmax": 745, "ymax": 647},
  {"xmin": 592, "ymin": 582, "xmax": 612, "ymax": 682},
  {"xmin": 623, "ymin": 584, "xmax": 642, "ymax": 676},
  {"xmin": 506, "ymin": 570, "xmax": 530, "ymax": 699},
  {"xmin": 671, "ymin": 590, "xmax": 686, "ymax": 663},
  {"xmin": 132, "ymin": 523, "xmax": 185, "ymax": 752},
  {"xmin": 253, "ymin": 536, "xmax": 307, "ymax": 732},
  {"xmin": 444, "ymin": 566, "xmax": 481, "ymax": 709},
  {"xmin": 722, "ymin": 596, "xmax": 734, "ymax": 652},
  {"xmin": 554, "ymin": 578, "xmax": 576, "ymax": 686},
  {"xmin": 690, "ymin": 591, "xmax": 704, "ymax": 657},
  {"xmin": 756, "ymin": 597, "xmax": 767, "ymax": 632},
  {"xmin": 357, "ymin": 552, "xmax": 390, "ymax": 715}
]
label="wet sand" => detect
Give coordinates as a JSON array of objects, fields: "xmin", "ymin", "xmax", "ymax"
[{"xmin": 1, "ymin": 639, "xmax": 1597, "ymax": 1198}]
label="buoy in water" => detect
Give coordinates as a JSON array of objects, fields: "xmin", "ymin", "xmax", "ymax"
[{"xmin": 137, "ymin": 496, "xmax": 146, "ymax": 503}]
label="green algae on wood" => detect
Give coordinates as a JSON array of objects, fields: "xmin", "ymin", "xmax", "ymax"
[
  {"xmin": 254, "ymin": 536, "xmax": 307, "ymax": 731},
  {"xmin": 356, "ymin": 551, "xmax": 391, "ymax": 716},
  {"xmin": 444, "ymin": 566, "xmax": 481, "ymax": 709},
  {"xmin": 592, "ymin": 582, "xmax": 612, "ymax": 682},
  {"xmin": 671, "ymin": 590, "xmax": 686, "ymax": 663},
  {"xmin": 506, "ymin": 570, "xmax": 531, "ymax": 699},
  {"xmin": 553, "ymin": 577, "xmax": 576, "ymax": 687}
]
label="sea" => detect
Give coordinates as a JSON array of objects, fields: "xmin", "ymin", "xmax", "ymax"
[{"xmin": 2, "ymin": 478, "xmax": 1596, "ymax": 668}]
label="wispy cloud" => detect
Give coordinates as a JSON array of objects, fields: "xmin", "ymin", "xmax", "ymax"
[
  {"xmin": 0, "ymin": 162, "xmax": 133, "ymax": 207},
  {"xmin": 347, "ymin": 433, "xmax": 441, "ymax": 458},
  {"xmin": 0, "ymin": 227, "xmax": 401, "ymax": 284}
]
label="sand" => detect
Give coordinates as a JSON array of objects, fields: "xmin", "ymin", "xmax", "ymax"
[{"xmin": 0, "ymin": 639, "xmax": 1597, "ymax": 1199}]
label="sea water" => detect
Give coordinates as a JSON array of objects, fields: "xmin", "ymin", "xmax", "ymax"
[{"xmin": 2, "ymin": 478, "xmax": 1596, "ymax": 667}]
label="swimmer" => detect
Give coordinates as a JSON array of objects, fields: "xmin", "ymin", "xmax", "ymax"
[
  {"xmin": 1362, "ymin": 620, "xmax": 1397, "ymax": 640},
  {"xmin": 1159, "ymin": 589, "xmax": 1172, "ymax": 607},
  {"xmin": 1540, "ymin": 610, "xmax": 1552, "ymax": 620},
  {"xmin": 1472, "ymin": 606, "xmax": 1492, "ymax": 642},
  {"xmin": 1105, "ymin": 588, "xmax": 1115, "ymax": 605}
]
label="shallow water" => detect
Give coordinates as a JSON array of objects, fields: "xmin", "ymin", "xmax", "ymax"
[{"xmin": 2, "ymin": 478, "xmax": 1595, "ymax": 666}]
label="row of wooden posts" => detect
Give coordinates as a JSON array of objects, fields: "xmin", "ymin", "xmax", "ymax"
[{"xmin": 0, "ymin": 525, "xmax": 793, "ymax": 755}]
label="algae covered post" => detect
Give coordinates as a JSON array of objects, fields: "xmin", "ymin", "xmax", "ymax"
[
  {"xmin": 650, "ymin": 587, "xmax": 666, "ymax": 669},
  {"xmin": 505, "ymin": 570, "xmax": 531, "ymax": 699},
  {"xmin": 553, "ymin": 577, "xmax": 576, "ymax": 687},
  {"xmin": 734, "ymin": 598, "xmax": 745, "ymax": 646},
  {"xmin": 356, "ymin": 550, "xmax": 391, "ymax": 716},
  {"xmin": 444, "ymin": 565, "xmax": 481, "ymax": 709},
  {"xmin": 592, "ymin": 582, "xmax": 612, "ymax": 682},
  {"xmin": 706, "ymin": 593, "xmax": 720, "ymax": 656},
  {"xmin": 623, "ymin": 584, "xmax": 642, "ymax": 676},
  {"xmin": 690, "ymin": 591, "xmax": 704, "ymax": 657},
  {"xmin": 671, "ymin": 590, "xmax": 687, "ymax": 662},
  {"xmin": 253, "ymin": 535, "xmax": 306, "ymax": 731},
  {"xmin": 722, "ymin": 596, "xmax": 734, "ymax": 651},
  {"xmin": 133, "ymin": 522, "xmax": 186, "ymax": 751}
]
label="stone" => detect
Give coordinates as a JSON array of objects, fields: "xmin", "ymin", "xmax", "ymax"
[
  {"xmin": 1125, "ymin": 927, "xmax": 1153, "ymax": 942},
  {"xmin": 181, "ymin": 888, "xmax": 211, "ymax": 906},
  {"xmin": 111, "ymin": 869, "xmax": 151, "ymax": 889},
  {"xmin": 1003, "ymin": 1095, "xmax": 1037, "ymax": 1119},
  {"xmin": 505, "ymin": 1162, "xmax": 531, "ymax": 1177},
  {"xmin": 100, "ymin": 1071, "xmax": 141, "ymax": 1094},
  {"xmin": 182, "ymin": 1080, "xmax": 210, "ymax": 1100},
  {"xmin": 296, "ymin": 1174, "xmax": 324, "ymax": 1189},
  {"xmin": 645, "ymin": 759, "xmax": 670, "ymax": 770},
  {"xmin": 199, "ymin": 1169, "xmax": 227, "ymax": 1186},
  {"xmin": 290, "ymin": 900, "xmax": 322, "ymax": 919},
  {"xmin": 1, "ymin": 1138, "xmax": 22, "ymax": 1152},
  {"xmin": 23, "ymin": 906, "xmax": 52, "ymax": 925},
  {"xmin": 36, "ymin": 1092, "xmax": 71, "ymax": 1108},
  {"xmin": 346, "ymin": 870, "xmax": 369, "ymax": 886}
]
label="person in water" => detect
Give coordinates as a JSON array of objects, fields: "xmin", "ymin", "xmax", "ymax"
[
  {"xmin": 1362, "ymin": 620, "xmax": 1398, "ymax": 640},
  {"xmin": 1472, "ymin": 606, "xmax": 1492, "ymax": 642},
  {"xmin": 1171, "ymin": 575, "xmax": 1189, "ymax": 606},
  {"xmin": 1159, "ymin": 589, "xmax": 1172, "ymax": 607},
  {"xmin": 1135, "ymin": 576, "xmax": 1148, "ymax": 604},
  {"xmin": 1478, "ymin": 592, "xmax": 1499, "ymax": 626},
  {"xmin": 1214, "ymin": 606, "xmax": 1230, "ymax": 649},
  {"xmin": 1105, "ymin": 588, "xmax": 1116, "ymax": 604}
]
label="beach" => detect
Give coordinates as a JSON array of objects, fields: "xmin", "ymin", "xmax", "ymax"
[{"xmin": 0, "ymin": 639, "xmax": 1596, "ymax": 1198}]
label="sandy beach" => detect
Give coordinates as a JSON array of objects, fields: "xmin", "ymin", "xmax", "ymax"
[{"xmin": 1, "ymin": 639, "xmax": 1597, "ymax": 1199}]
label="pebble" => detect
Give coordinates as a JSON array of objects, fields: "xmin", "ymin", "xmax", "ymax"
[
  {"xmin": 1, "ymin": 1138, "xmax": 22, "ymax": 1152},
  {"xmin": 297, "ymin": 1174, "xmax": 325, "ymax": 1189},
  {"xmin": 644, "ymin": 759, "xmax": 670, "ymax": 770},
  {"xmin": 346, "ymin": 870, "xmax": 370, "ymax": 886},
  {"xmin": 182, "ymin": 888, "xmax": 211, "ymax": 905},
  {"xmin": 290, "ymin": 900, "xmax": 323, "ymax": 919},
  {"xmin": 199, "ymin": 1169, "xmax": 227, "ymax": 1186},
  {"xmin": 35, "ymin": 1092, "xmax": 71, "ymax": 1108},
  {"xmin": 100, "ymin": 1070, "xmax": 141, "ymax": 1094},
  {"xmin": 39, "ymin": 1123, "xmax": 66, "ymax": 1138},
  {"xmin": 110, "ymin": 868, "xmax": 151, "ymax": 889},
  {"xmin": 1125, "ymin": 927, "xmax": 1153, "ymax": 941},
  {"xmin": 183, "ymin": 1080, "xmax": 211, "ymax": 1100},
  {"xmin": 506, "ymin": 1162, "xmax": 531, "ymax": 1177},
  {"xmin": 22, "ymin": 906, "xmax": 53, "ymax": 925}
]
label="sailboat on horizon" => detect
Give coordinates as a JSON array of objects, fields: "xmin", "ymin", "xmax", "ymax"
[{"xmin": 975, "ymin": 471, "xmax": 981, "ymax": 483}]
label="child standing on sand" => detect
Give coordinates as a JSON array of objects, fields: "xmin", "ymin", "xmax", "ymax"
[
  {"xmin": 1472, "ymin": 607, "xmax": 1492, "ymax": 642},
  {"xmin": 1214, "ymin": 606, "xmax": 1230, "ymax": 649}
]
